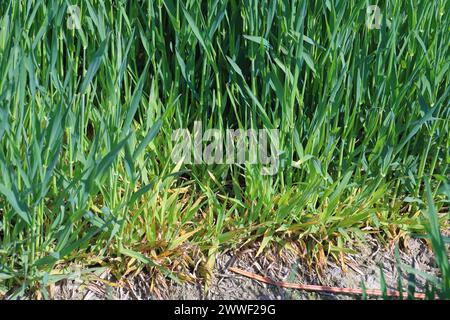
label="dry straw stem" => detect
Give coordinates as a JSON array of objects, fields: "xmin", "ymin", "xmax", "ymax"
[{"xmin": 229, "ymin": 267, "xmax": 427, "ymax": 299}]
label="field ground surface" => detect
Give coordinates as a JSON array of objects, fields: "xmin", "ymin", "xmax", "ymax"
[{"xmin": 49, "ymin": 237, "xmax": 439, "ymax": 300}]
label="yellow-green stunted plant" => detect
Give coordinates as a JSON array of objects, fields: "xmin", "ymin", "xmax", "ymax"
[{"xmin": 374, "ymin": 180, "xmax": 449, "ymax": 300}]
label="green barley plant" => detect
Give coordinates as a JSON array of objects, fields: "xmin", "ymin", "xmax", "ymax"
[
  {"xmin": 377, "ymin": 180, "xmax": 449, "ymax": 300},
  {"xmin": 406, "ymin": 179, "xmax": 450, "ymax": 299},
  {"xmin": 0, "ymin": 0, "xmax": 449, "ymax": 297}
]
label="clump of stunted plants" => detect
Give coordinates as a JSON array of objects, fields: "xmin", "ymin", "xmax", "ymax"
[{"xmin": 376, "ymin": 180, "xmax": 449, "ymax": 300}]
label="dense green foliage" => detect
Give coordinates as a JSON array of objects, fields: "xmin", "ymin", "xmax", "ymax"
[{"xmin": 0, "ymin": 0, "xmax": 448, "ymax": 296}]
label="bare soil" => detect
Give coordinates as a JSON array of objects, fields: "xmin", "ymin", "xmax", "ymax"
[{"xmin": 48, "ymin": 236, "xmax": 441, "ymax": 300}]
